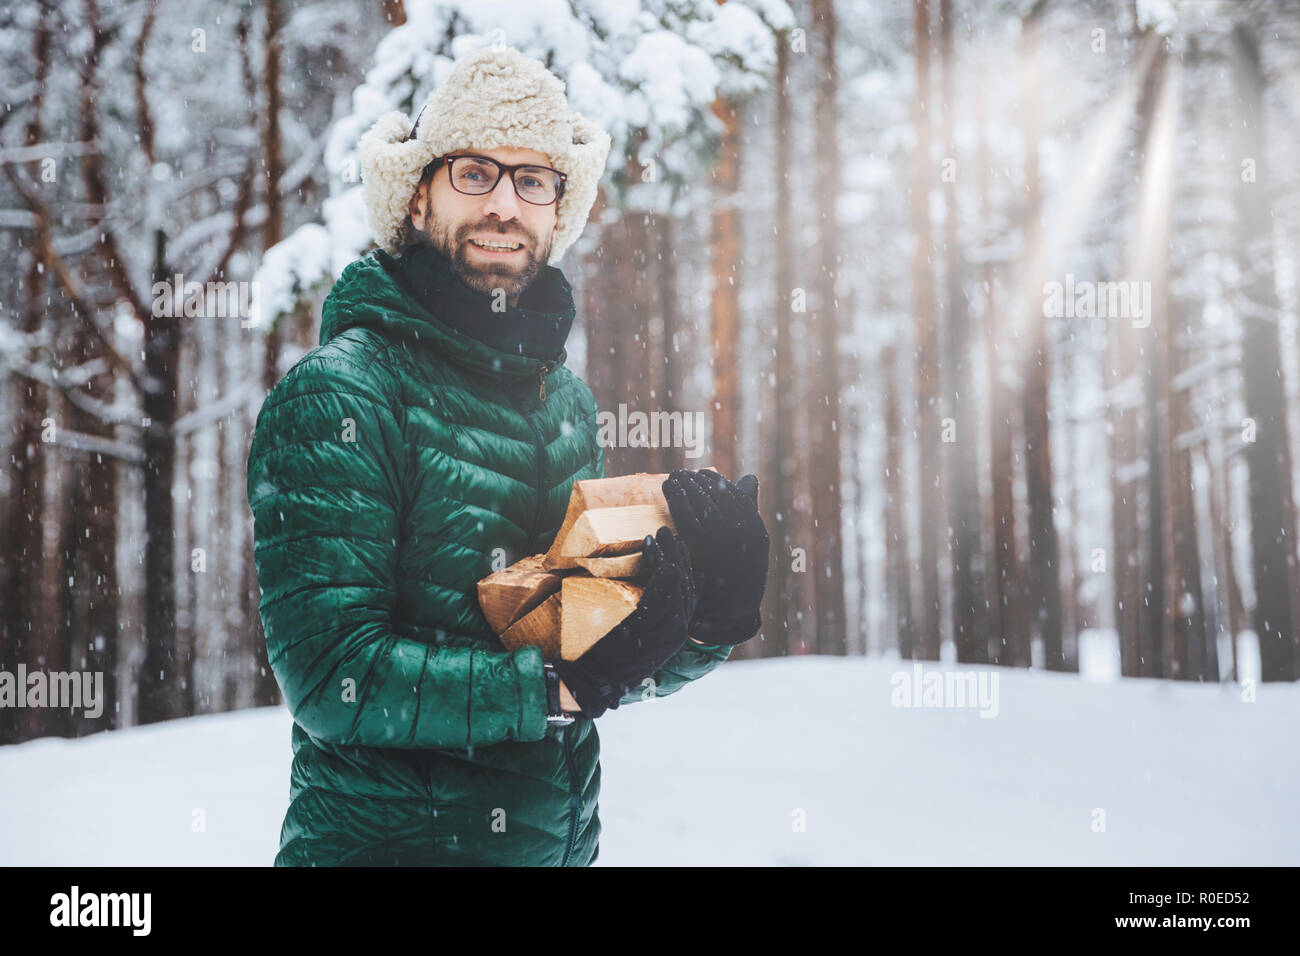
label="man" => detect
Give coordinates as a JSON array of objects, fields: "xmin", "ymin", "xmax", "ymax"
[{"xmin": 246, "ymin": 44, "xmax": 769, "ymax": 866}]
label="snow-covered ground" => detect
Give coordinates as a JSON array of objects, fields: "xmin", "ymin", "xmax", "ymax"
[{"xmin": 2, "ymin": 656, "xmax": 1296, "ymax": 865}]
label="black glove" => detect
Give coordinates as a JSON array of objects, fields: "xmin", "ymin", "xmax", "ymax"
[
  {"xmin": 662, "ymin": 469, "xmax": 769, "ymax": 646},
  {"xmin": 553, "ymin": 526, "xmax": 696, "ymax": 719}
]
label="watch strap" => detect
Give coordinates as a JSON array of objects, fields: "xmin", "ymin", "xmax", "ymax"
[{"xmin": 543, "ymin": 662, "xmax": 574, "ymax": 725}]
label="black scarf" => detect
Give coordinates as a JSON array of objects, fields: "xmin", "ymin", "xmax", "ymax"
[{"xmin": 385, "ymin": 238, "xmax": 576, "ymax": 363}]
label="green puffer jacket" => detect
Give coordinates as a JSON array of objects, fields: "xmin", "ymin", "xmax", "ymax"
[{"xmin": 246, "ymin": 243, "xmax": 731, "ymax": 866}]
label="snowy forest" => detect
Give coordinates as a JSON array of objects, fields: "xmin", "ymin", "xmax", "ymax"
[{"xmin": 2, "ymin": 0, "xmax": 1299, "ymax": 749}]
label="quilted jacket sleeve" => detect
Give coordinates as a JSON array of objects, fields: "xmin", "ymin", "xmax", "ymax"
[
  {"xmin": 247, "ymin": 345, "xmax": 549, "ymax": 749},
  {"xmin": 617, "ymin": 639, "xmax": 732, "ymax": 706}
]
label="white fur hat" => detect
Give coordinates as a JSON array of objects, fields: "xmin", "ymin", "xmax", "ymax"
[{"xmin": 357, "ymin": 44, "xmax": 612, "ymax": 266}]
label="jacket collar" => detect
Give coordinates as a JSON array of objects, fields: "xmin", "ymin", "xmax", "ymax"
[
  {"xmin": 386, "ymin": 239, "xmax": 575, "ymax": 366},
  {"xmin": 319, "ymin": 240, "xmax": 575, "ymax": 382}
]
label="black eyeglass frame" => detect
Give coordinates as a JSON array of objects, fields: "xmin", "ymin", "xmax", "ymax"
[{"xmin": 428, "ymin": 153, "xmax": 568, "ymax": 206}]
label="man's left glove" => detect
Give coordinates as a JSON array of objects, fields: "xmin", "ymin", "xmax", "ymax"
[
  {"xmin": 552, "ymin": 526, "xmax": 695, "ymax": 719},
  {"xmin": 662, "ymin": 469, "xmax": 770, "ymax": 646}
]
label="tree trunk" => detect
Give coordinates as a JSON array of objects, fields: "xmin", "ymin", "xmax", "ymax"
[
  {"xmin": 1135, "ymin": 34, "xmax": 1169, "ymax": 679},
  {"xmin": 138, "ymin": 227, "xmax": 183, "ymax": 723},
  {"xmin": 1, "ymin": 3, "xmax": 56, "ymax": 744},
  {"xmin": 1162, "ymin": 322, "xmax": 1208, "ymax": 680},
  {"xmin": 258, "ymin": 0, "xmax": 290, "ymax": 429},
  {"xmin": 1109, "ymin": 29, "xmax": 1166, "ymax": 677},
  {"xmin": 76, "ymin": 3, "xmax": 182, "ymax": 724},
  {"xmin": 1207, "ymin": 436, "xmax": 1245, "ymax": 679},
  {"xmin": 939, "ymin": 0, "xmax": 985, "ymax": 663},
  {"xmin": 1019, "ymin": 0, "xmax": 1064, "ymax": 670},
  {"xmin": 810, "ymin": 0, "xmax": 847, "ymax": 655},
  {"xmin": 761, "ymin": 32, "xmax": 799, "ymax": 659},
  {"xmin": 658, "ymin": 213, "xmax": 684, "ymax": 474},
  {"xmin": 883, "ymin": 343, "xmax": 915, "ymax": 658},
  {"xmin": 1231, "ymin": 23, "xmax": 1298, "ymax": 681},
  {"xmin": 1151, "ymin": 56, "xmax": 1208, "ymax": 681},
  {"xmin": 708, "ymin": 93, "xmax": 742, "ymax": 484},
  {"xmin": 586, "ymin": 141, "xmax": 657, "ymax": 477},
  {"xmin": 911, "ymin": 0, "xmax": 941, "ymax": 660},
  {"xmin": 60, "ymin": 320, "xmax": 121, "ymax": 737},
  {"xmin": 264, "ymin": 0, "xmax": 286, "ymax": 258},
  {"xmin": 975, "ymin": 69, "xmax": 1025, "ymax": 667},
  {"xmin": 1, "ymin": 302, "xmax": 56, "ymax": 743}
]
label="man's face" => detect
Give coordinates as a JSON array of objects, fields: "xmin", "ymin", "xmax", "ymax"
[{"xmin": 408, "ymin": 145, "xmax": 559, "ymax": 302}]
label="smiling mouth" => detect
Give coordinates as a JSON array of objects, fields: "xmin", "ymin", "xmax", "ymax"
[{"xmin": 468, "ymin": 237, "xmax": 524, "ymax": 253}]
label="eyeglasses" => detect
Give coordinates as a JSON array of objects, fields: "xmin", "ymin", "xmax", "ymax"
[{"xmin": 434, "ymin": 154, "xmax": 567, "ymax": 206}]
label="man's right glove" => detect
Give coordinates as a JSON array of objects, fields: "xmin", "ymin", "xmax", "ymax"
[
  {"xmin": 662, "ymin": 469, "xmax": 770, "ymax": 646},
  {"xmin": 552, "ymin": 525, "xmax": 697, "ymax": 719}
]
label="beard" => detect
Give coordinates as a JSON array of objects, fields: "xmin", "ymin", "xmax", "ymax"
[{"xmin": 418, "ymin": 214, "xmax": 553, "ymax": 301}]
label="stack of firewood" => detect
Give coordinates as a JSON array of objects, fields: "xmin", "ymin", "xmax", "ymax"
[{"xmin": 476, "ymin": 472, "xmax": 681, "ymax": 660}]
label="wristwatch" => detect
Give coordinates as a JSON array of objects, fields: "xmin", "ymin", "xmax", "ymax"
[{"xmin": 543, "ymin": 663, "xmax": 574, "ymax": 726}]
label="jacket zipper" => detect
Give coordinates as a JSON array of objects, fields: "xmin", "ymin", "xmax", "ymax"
[
  {"xmin": 537, "ymin": 362, "xmax": 552, "ymax": 402},
  {"xmin": 506, "ymin": 367, "xmax": 580, "ymax": 866},
  {"xmin": 506, "ymin": 390, "xmax": 546, "ymax": 555},
  {"xmin": 560, "ymin": 722, "xmax": 580, "ymax": 866}
]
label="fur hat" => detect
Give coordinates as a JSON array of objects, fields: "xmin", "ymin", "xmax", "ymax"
[{"xmin": 357, "ymin": 44, "xmax": 612, "ymax": 266}]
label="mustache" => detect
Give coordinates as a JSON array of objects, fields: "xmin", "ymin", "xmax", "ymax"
[{"xmin": 462, "ymin": 224, "xmax": 532, "ymax": 244}]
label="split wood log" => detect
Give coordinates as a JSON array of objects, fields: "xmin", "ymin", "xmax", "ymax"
[
  {"xmin": 543, "ymin": 472, "xmax": 672, "ymax": 569},
  {"xmin": 476, "ymin": 554, "xmax": 566, "ymax": 635},
  {"xmin": 560, "ymin": 577, "xmax": 644, "ymax": 660},
  {"xmin": 556, "ymin": 503, "xmax": 674, "ymax": 559},
  {"xmin": 573, "ymin": 553, "xmax": 646, "ymax": 577},
  {"xmin": 499, "ymin": 592, "xmax": 562, "ymax": 660}
]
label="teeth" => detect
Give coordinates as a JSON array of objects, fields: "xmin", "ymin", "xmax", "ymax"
[{"xmin": 471, "ymin": 239, "xmax": 521, "ymax": 251}]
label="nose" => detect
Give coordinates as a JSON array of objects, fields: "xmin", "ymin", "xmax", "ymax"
[{"xmin": 481, "ymin": 172, "xmax": 523, "ymax": 222}]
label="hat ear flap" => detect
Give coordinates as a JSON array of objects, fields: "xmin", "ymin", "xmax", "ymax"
[
  {"xmin": 547, "ymin": 110, "xmax": 612, "ymax": 266},
  {"xmin": 359, "ymin": 109, "xmax": 434, "ymax": 255}
]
